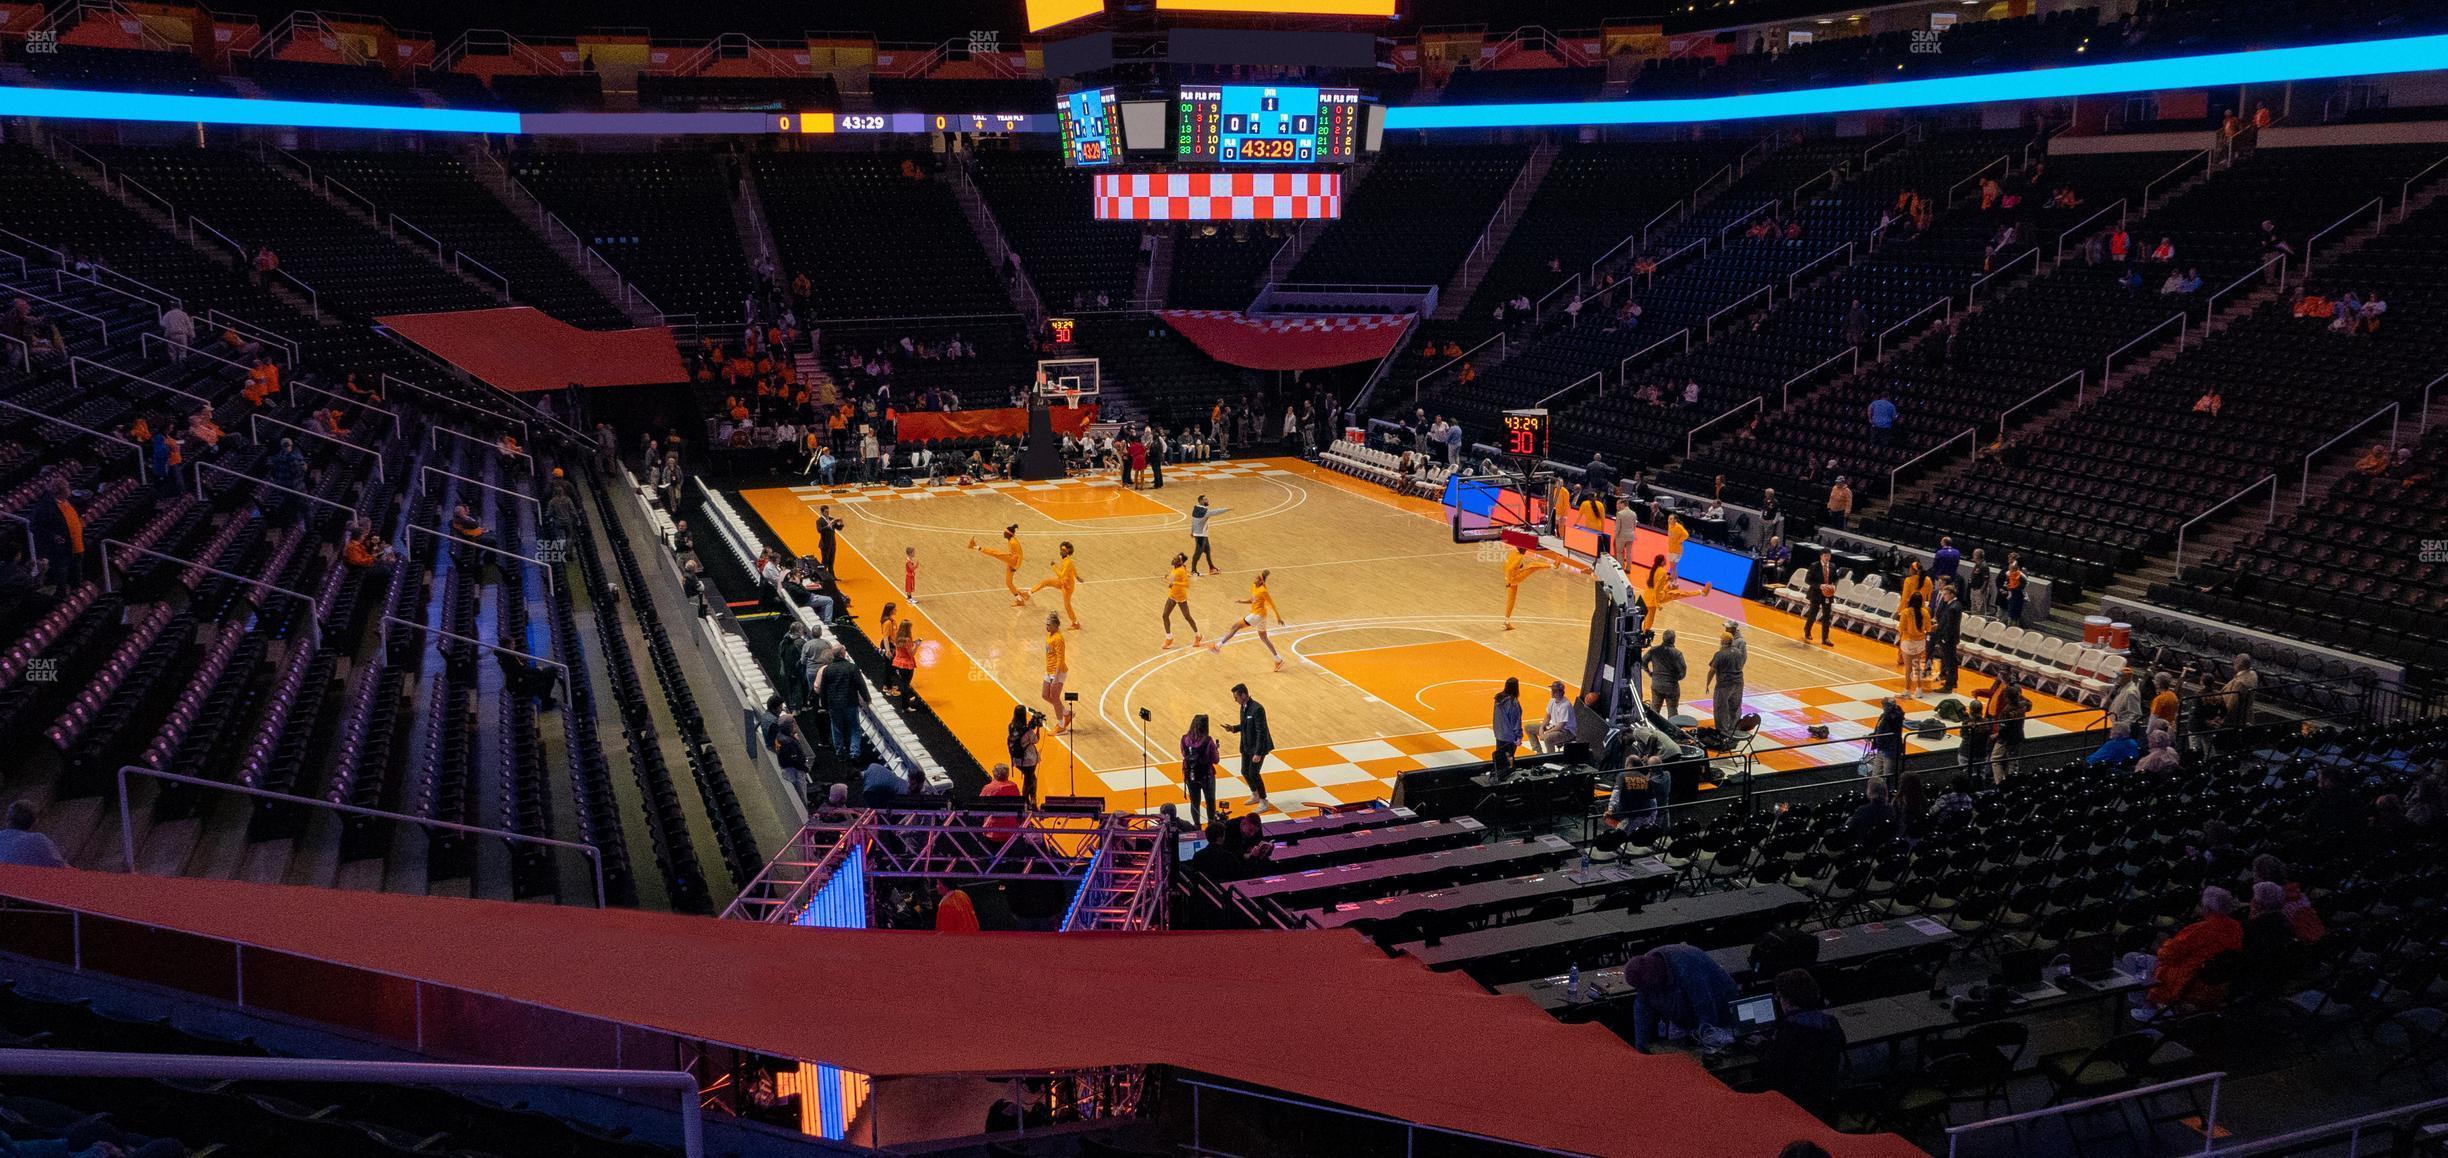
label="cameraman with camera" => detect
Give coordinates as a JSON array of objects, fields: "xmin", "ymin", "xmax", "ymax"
[{"xmin": 1006, "ymin": 704, "xmax": 1045, "ymax": 804}]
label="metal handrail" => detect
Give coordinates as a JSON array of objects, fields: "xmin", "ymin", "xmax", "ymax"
[
  {"xmin": 0, "ymin": 399, "xmax": 147, "ymax": 481},
  {"xmin": 2401, "ymin": 151, "xmax": 2448, "ymax": 220},
  {"xmin": 2102, "ymin": 312, "xmax": 2186, "ymax": 385},
  {"xmin": 1718, "ymin": 200, "xmax": 1778, "ymax": 244},
  {"xmin": 99, "ymin": 540, "xmax": 323, "ymax": 652},
  {"xmin": 0, "ymin": 226, "xmax": 66, "ymax": 266},
  {"xmin": 433, "ymin": 424, "xmax": 536, "ymax": 475},
  {"xmin": 382, "ymin": 372, "xmax": 529, "ymax": 439},
  {"xmin": 2204, "ymin": 1091, "xmax": 2448, "ymax": 1155},
  {"xmin": 1946, "ymin": 1073, "xmax": 2222, "ymax": 1158},
  {"xmin": 86, "ymin": 263, "xmax": 183, "ymax": 311},
  {"xmin": 2053, "ymin": 197, "xmax": 2128, "ymax": 264},
  {"xmin": 1890, "ymin": 427, "xmax": 1976, "ymax": 501},
  {"xmin": 1945, "ymin": 153, "xmax": 2009, "ymax": 208},
  {"xmin": 288, "ymin": 380, "xmax": 403, "ymax": 438},
  {"xmin": 119, "ymin": 175, "xmax": 179, "ymax": 225},
  {"xmin": 0, "ymin": 1052, "xmax": 688, "ymax": 1154},
  {"xmin": 1535, "ymin": 369, "xmax": 1603, "ymax": 409},
  {"xmin": 1534, "ymin": 272, "xmax": 1582, "ymax": 323},
  {"xmin": 274, "ymin": 269, "xmax": 320, "ymax": 321},
  {"xmin": 143, "ymin": 334, "xmax": 252, "ymax": 376},
  {"xmin": 2175, "ymin": 474, "xmax": 2276, "ymax": 577},
  {"xmin": 2141, "ymin": 148, "xmax": 2210, "ymax": 207},
  {"xmin": 247, "ymin": 413, "xmax": 381, "ymax": 481},
  {"xmin": 421, "ymin": 464, "xmax": 540, "ymax": 507},
  {"xmin": 2424, "ymin": 369, "xmax": 2445, "ymax": 434},
  {"xmin": 2301, "ymin": 403, "xmax": 2399, "ymax": 506},
  {"xmin": 1617, "ymin": 327, "xmax": 1692, "ymax": 388},
  {"xmin": 404, "ymin": 525, "xmax": 552, "ymax": 594},
  {"xmin": 2001, "ymin": 369, "xmax": 2083, "ymax": 428},
  {"xmin": 190, "ymin": 215, "xmax": 247, "ymax": 259},
  {"xmin": 1413, "ymin": 331, "xmax": 1505, "ymax": 400},
  {"xmin": 1861, "ymin": 126, "xmax": 1910, "ymax": 168},
  {"xmin": 1778, "ymin": 345, "xmax": 1858, "ymax": 409},
  {"xmin": 205, "ymin": 309, "xmax": 299, "ymax": 366},
  {"xmin": 393, "ymin": 215, "xmax": 444, "ymax": 254},
  {"xmin": 1791, "ymin": 164, "xmax": 1842, "ymax": 207},
  {"xmin": 1785, "ymin": 241, "xmax": 1853, "ymax": 297},
  {"xmin": 70, "ymin": 355, "xmax": 210, "ymax": 409},
  {"xmin": 1685, "ymin": 395, "xmax": 1761, "ymax": 456},
  {"xmin": 49, "ymin": 267, "xmax": 163, "ymax": 322},
  {"xmin": 325, "ymin": 175, "xmax": 379, "ymax": 219},
  {"xmin": 2202, "ymin": 253, "xmax": 2285, "ymax": 328},
  {"xmin": 1, "ymin": 285, "xmax": 111, "ymax": 345},
  {"xmin": 1875, "ymin": 296, "xmax": 1951, "ymax": 361},
  {"xmin": 381, "ymin": 615, "xmax": 566, "ymax": 678},
  {"xmin": 1644, "ymin": 235, "xmax": 1708, "ymax": 287},
  {"xmin": 1966, "ymin": 247, "xmax": 2037, "ymax": 306},
  {"xmin": 2301, "ymin": 196, "xmax": 2384, "ymax": 280},
  {"xmin": 1705, "ymin": 284, "xmax": 1772, "ymax": 341},
  {"xmin": 193, "ymin": 461, "xmax": 359, "ymax": 520},
  {"xmin": 456, "ymin": 251, "xmax": 511, "ymax": 300}
]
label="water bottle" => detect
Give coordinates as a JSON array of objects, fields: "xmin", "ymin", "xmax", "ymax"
[
  {"xmin": 1567, "ymin": 964, "xmax": 1582, "ymax": 1001},
  {"xmin": 1579, "ymin": 846, "xmax": 1592, "ymax": 874}
]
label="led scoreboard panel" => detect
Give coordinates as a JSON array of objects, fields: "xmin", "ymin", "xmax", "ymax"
[
  {"xmin": 1056, "ymin": 87, "xmax": 1119, "ymax": 166},
  {"xmin": 1177, "ymin": 85, "xmax": 1361, "ymax": 164},
  {"xmin": 1501, "ymin": 409, "xmax": 1552, "ymax": 458}
]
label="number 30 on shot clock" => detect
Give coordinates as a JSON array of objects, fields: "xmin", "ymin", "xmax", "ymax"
[{"xmin": 1502, "ymin": 409, "xmax": 1550, "ymax": 458}]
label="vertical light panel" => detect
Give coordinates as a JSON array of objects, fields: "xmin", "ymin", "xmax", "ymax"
[{"xmin": 792, "ymin": 843, "xmax": 868, "ymax": 929}]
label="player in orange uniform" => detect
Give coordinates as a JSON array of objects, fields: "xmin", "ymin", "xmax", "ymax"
[
  {"xmin": 1041, "ymin": 612, "xmax": 1075, "ymax": 734},
  {"xmin": 1502, "ymin": 544, "xmax": 1558, "ymax": 629},
  {"xmin": 1019, "ymin": 540, "xmax": 1083, "ymax": 629},
  {"xmin": 1160, "ymin": 552, "xmax": 1201, "ymax": 650},
  {"xmin": 968, "ymin": 524, "xmax": 1023, "ymax": 596},
  {"xmin": 1642, "ymin": 552, "xmax": 1708, "ymax": 616},
  {"xmin": 1207, "ymin": 570, "xmax": 1284, "ymax": 671}
]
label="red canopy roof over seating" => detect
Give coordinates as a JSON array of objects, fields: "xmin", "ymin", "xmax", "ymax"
[
  {"xmin": 376, "ymin": 306, "xmax": 688, "ymax": 393},
  {"xmin": 0, "ymin": 868, "xmax": 1917, "ymax": 1158},
  {"xmin": 1158, "ymin": 310, "xmax": 1413, "ymax": 371}
]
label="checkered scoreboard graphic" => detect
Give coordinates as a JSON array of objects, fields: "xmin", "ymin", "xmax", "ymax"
[{"xmin": 1093, "ymin": 171, "xmax": 1343, "ymax": 221}]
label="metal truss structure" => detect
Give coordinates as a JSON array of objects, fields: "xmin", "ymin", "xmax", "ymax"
[{"xmin": 721, "ymin": 808, "xmax": 1170, "ymax": 931}]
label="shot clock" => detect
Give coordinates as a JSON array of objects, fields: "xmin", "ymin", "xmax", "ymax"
[{"xmin": 1501, "ymin": 409, "xmax": 1552, "ymax": 459}]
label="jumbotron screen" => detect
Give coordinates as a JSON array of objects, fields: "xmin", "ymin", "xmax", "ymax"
[
  {"xmin": 1056, "ymin": 87, "xmax": 1119, "ymax": 167},
  {"xmin": 1177, "ymin": 85, "xmax": 1362, "ymax": 164}
]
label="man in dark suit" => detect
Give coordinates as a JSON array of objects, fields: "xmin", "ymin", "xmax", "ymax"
[
  {"xmin": 1930, "ymin": 579, "xmax": 1965, "ymax": 693},
  {"xmin": 1224, "ymin": 683, "xmax": 1275, "ymax": 812},
  {"xmin": 1801, "ymin": 550, "xmax": 1838, "ymax": 645}
]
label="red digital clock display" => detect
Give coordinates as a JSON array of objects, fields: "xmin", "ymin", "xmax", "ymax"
[{"xmin": 1503, "ymin": 412, "xmax": 1550, "ymax": 458}]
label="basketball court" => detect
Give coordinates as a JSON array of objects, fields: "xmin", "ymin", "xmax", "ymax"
[{"xmin": 739, "ymin": 458, "xmax": 2088, "ymax": 816}]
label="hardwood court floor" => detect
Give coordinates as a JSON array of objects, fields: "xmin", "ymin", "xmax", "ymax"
[{"xmin": 740, "ymin": 458, "xmax": 2085, "ymax": 817}]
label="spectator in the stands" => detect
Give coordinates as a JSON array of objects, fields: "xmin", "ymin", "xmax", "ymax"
[
  {"xmin": 449, "ymin": 504, "xmax": 488, "ymax": 542},
  {"xmin": 2146, "ymin": 236, "xmax": 2175, "ymax": 266},
  {"xmin": 816, "ymin": 644, "xmax": 867, "ymax": 761},
  {"xmin": 251, "ymin": 244, "xmax": 279, "ymax": 284},
  {"xmin": 2128, "ymin": 886, "xmax": 2242, "ymax": 1016},
  {"xmin": 1682, "ymin": 380, "xmax": 1702, "ymax": 406},
  {"xmin": 2135, "ymin": 727, "xmax": 2181, "ymax": 774},
  {"xmin": 1844, "ymin": 299, "xmax": 1869, "ymax": 347},
  {"xmin": 1752, "ymin": 969, "xmax": 1845, "ymax": 1118},
  {"xmin": 264, "ymin": 439, "xmax": 306, "ymax": 524},
  {"xmin": 1931, "ymin": 536, "xmax": 1960, "ymax": 582},
  {"xmin": 860, "ymin": 757, "xmax": 908, "ymax": 809},
  {"xmin": 159, "ymin": 302, "xmax": 195, "ymax": 360},
  {"xmin": 2088, "ymin": 722, "xmax": 2141, "ymax": 765},
  {"xmin": 2149, "ymin": 671, "xmax": 2181, "ymax": 733},
  {"xmin": 1823, "ymin": 476, "xmax": 1852, "ymax": 531},
  {"xmin": 1623, "ymin": 943, "xmax": 1739, "ymax": 1051},
  {"xmin": 1999, "ymin": 553, "xmax": 2027, "ymax": 624},
  {"xmin": 0, "ymin": 801, "xmax": 67, "ymax": 867},
  {"xmin": 1846, "ymin": 776, "xmax": 1902, "ymax": 845},
  {"xmin": 2192, "ymin": 388, "xmax": 2223, "ymax": 417},
  {"xmin": 1866, "ymin": 391, "xmax": 1898, "ymax": 445}
]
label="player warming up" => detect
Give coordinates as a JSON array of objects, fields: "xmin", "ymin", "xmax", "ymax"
[
  {"xmin": 968, "ymin": 525, "xmax": 1024, "ymax": 597},
  {"xmin": 1160, "ymin": 552, "xmax": 1201, "ymax": 650},
  {"xmin": 1019, "ymin": 539, "xmax": 1084, "ymax": 629},
  {"xmin": 1208, "ymin": 569, "xmax": 1285, "ymax": 671},
  {"xmin": 1041, "ymin": 612, "xmax": 1075, "ymax": 735},
  {"xmin": 1641, "ymin": 552, "xmax": 1710, "ymax": 616},
  {"xmin": 1502, "ymin": 544, "xmax": 1558, "ymax": 630}
]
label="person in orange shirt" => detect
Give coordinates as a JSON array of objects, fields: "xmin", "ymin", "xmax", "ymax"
[
  {"xmin": 1206, "ymin": 570, "xmax": 1284, "ymax": 671},
  {"xmin": 1041, "ymin": 612, "xmax": 1075, "ymax": 734},
  {"xmin": 321, "ymin": 408, "xmax": 349, "ymax": 438},
  {"xmin": 1502, "ymin": 544, "xmax": 1557, "ymax": 629},
  {"xmin": 1159, "ymin": 552, "xmax": 1201, "ymax": 650},
  {"xmin": 187, "ymin": 409, "xmax": 223, "ymax": 453},
  {"xmin": 1019, "ymin": 540, "xmax": 1083, "ymax": 629},
  {"xmin": 969, "ymin": 525, "xmax": 1024, "ymax": 596},
  {"xmin": 127, "ymin": 416, "xmax": 151, "ymax": 445}
]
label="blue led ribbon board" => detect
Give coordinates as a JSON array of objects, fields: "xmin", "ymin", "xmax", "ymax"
[{"xmin": 0, "ymin": 87, "xmax": 519, "ymax": 134}]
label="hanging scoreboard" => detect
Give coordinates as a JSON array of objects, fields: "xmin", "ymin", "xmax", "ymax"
[
  {"xmin": 1056, "ymin": 87, "xmax": 1120, "ymax": 166},
  {"xmin": 1176, "ymin": 84, "xmax": 1362, "ymax": 164}
]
